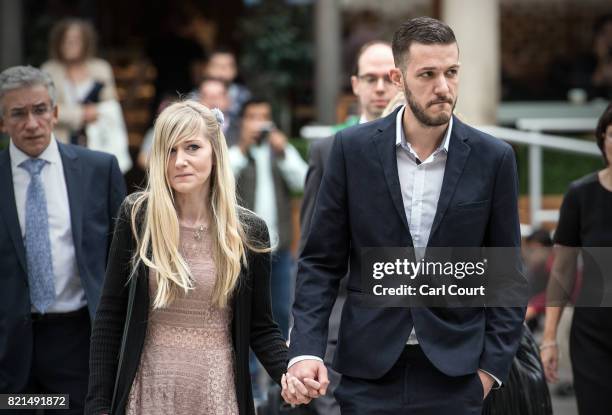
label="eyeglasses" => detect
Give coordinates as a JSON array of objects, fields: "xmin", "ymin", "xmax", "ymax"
[
  {"xmin": 357, "ymin": 74, "xmax": 393, "ymax": 86},
  {"xmin": 5, "ymin": 104, "xmax": 53, "ymax": 123}
]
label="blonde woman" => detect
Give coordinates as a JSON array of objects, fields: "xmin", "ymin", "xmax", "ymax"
[{"xmin": 85, "ymin": 101, "xmax": 311, "ymax": 415}]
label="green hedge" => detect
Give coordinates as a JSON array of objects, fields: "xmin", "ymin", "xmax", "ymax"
[{"xmin": 515, "ymin": 146, "xmax": 604, "ymax": 195}]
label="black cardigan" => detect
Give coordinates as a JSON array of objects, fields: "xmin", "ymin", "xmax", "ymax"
[{"xmin": 85, "ymin": 197, "xmax": 288, "ymax": 415}]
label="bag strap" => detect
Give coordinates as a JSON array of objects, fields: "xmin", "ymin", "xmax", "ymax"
[{"xmin": 110, "ymin": 271, "xmax": 138, "ymax": 414}]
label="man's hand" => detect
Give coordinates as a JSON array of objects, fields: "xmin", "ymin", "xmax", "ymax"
[
  {"xmin": 477, "ymin": 370, "xmax": 495, "ymax": 400},
  {"xmin": 269, "ymin": 129, "xmax": 287, "ymax": 156},
  {"xmin": 288, "ymin": 359, "xmax": 330, "ymax": 397}
]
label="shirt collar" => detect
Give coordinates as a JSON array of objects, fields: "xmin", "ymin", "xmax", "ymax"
[
  {"xmin": 395, "ymin": 105, "xmax": 452, "ymax": 154},
  {"xmin": 9, "ymin": 135, "xmax": 61, "ymax": 170},
  {"xmin": 359, "ymin": 114, "xmax": 368, "ymax": 125}
]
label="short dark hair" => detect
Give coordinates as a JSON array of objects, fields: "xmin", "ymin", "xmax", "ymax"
[
  {"xmin": 239, "ymin": 97, "xmax": 270, "ymax": 119},
  {"xmin": 392, "ymin": 17, "xmax": 456, "ymax": 69},
  {"xmin": 353, "ymin": 40, "xmax": 392, "ymax": 76},
  {"xmin": 595, "ymin": 102, "xmax": 612, "ymax": 166}
]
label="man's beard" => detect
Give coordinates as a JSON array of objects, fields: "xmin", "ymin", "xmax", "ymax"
[{"xmin": 405, "ymin": 86, "xmax": 456, "ymax": 127}]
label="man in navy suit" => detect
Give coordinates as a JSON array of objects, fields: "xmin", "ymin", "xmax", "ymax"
[
  {"xmin": 288, "ymin": 17, "xmax": 527, "ymax": 414},
  {"xmin": 0, "ymin": 66, "xmax": 125, "ymax": 414}
]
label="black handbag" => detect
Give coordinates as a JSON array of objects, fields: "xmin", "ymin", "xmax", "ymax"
[
  {"xmin": 70, "ymin": 81, "xmax": 105, "ymax": 146},
  {"xmin": 482, "ymin": 324, "xmax": 552, "ymax": 415}
]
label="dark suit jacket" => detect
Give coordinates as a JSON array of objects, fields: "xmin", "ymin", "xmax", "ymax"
[
  {"xmin": 0, "ymin": 141, "xmax": 125, "ymax": 393},
  {"xmin": 85, "ymin": 197, "xmax": 288, "ymax": 415},
  {"xmin": 290, "ymin": 109, "xmax": 527, "ymax": 383}
]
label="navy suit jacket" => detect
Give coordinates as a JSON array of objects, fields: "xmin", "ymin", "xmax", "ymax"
[
  {"xmin": 290, "ymin": 109, "xmax": 527, "ymax": 382},
  {"xmin": 0, "ymin": 142, "xmax": 126, "ymax": 392}
]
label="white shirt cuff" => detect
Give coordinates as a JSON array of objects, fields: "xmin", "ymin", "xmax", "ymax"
[
  {"xmin": 479, "ymin": 369, "xmax": 502, "ymax": 389},
  {"xmin": 288, "ymin": 355, "xmax": 324, "ymax": 369}
]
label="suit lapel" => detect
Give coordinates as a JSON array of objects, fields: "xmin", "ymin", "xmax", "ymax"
[
  {"xmin": 371, "ymin": 110, "xmax": 412, "ymax": 240},
  {"xmin": 0, "ymin": 150, "xmax": 27, "ymax": 273},
  {"xmin": 429, "ymin": 117, "xmax": 471, "ymax": 243},
  {"xmin": 58, "ymin": 143, "xmax": 84, "ymax": 266}
]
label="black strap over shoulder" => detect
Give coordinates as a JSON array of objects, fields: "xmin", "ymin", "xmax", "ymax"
[{"xmin": 110, "ymin": 268, "xmax": 138, "ymax": 414}]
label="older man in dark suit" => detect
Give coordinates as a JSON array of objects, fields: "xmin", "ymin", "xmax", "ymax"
[
  {"xmin": 289, "ymin": 18, "xmax": 527, "ymax": 414},
  {"xmin": 0, "ymin": 66, "xmax": 125, "ymax": 414}
]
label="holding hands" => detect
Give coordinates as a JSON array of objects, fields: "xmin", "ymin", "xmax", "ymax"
[{"xmin": 280, "ymin": 359, "xmax": 330, "ymax": 406}]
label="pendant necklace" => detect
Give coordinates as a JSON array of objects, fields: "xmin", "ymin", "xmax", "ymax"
[{"xmin": 194, "ymin": 224, "xmax": 206, "ymax": 241}]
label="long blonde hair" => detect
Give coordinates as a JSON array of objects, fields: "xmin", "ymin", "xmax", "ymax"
[{"xmin": 130, "ymin": 100, "xmax": 262, "ymax": 309}]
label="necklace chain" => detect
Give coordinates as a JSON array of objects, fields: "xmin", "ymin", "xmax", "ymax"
[{"xmin": 193, "ymin": 224, "xmax": 206, "ymax": 241}]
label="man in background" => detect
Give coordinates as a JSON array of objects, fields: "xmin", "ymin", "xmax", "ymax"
[
  {"xmin": 205, "ymin": 48, "xmax": 251, "ymax": 121},
  {"xmin": 230, "ymin": 98, "xmax": 307, "ymax": 339},
  {"xmin": 298, "ymin": 39, "xmax": 397, "ymax": 415},
  {"xmin": 198, "ymin": 76, "xmax": 237, "ymax": 144},
  {"xmin": 0, "ymin": 65, "xmax": 125, "ymax": 414},
  {"xmin": 229, "ymin": 97, "xmax": 307, "ymax": 404}
]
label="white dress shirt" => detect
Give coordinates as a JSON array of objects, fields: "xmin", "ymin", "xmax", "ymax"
[
  {"xmin": 10, "ymin": 137, "xmax": 86, "ymax": 313},
  {"xmin": 395, "ymin": 106, "xmax": 451, "ymax": 343}
]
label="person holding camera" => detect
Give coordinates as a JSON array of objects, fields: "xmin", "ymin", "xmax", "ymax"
[
  {"xmin": 229, "ymin": 98, "xmax": 307, "ymax": 340},
  {"xmin": 229, "ymin": 98, "xmax": 307, "ymax": 404}
]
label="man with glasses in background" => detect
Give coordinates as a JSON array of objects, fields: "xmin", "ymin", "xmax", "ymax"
[{"xmin": 298, "ymin": 40, "xmax": 397, "ymax": 415}]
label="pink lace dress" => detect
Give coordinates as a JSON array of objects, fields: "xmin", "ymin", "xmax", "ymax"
[{"xmin": 126, "ymin": 225, "xmax": 238, "ymax": 414}]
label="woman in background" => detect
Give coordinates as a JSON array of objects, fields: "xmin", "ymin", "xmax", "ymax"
[
  {"xmin": 42, "ymin": 18, "xmax": 131, "ymax": 172},
  {"xmin": 42, "ymin": 18, "xmax": 118, "ymax": 145},
  {"xmin": 541, "ymin": 102, "xmax": 612, "ymax": 414}
]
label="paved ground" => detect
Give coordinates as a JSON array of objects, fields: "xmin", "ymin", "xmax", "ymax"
[
  {"xmin": 549, "ymin": 364, "xmax": 578, "ymax": 415},
  {"xmin": 533, "ymin": 310, "xmax": 578, "ymax": 415},
  {"xmin": 551, "ymin": 394, "xmax": 578, "ymax": 415}
]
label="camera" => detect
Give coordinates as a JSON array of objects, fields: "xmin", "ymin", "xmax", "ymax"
[{"xmin": 256, "ymin": 122, "xmax": 274, "ymax": 144}]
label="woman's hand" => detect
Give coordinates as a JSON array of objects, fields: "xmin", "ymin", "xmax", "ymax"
[
  {"xmin": 540, "ymin": 341, "xmax": 559, "ymax": 383},
  {"xmin": 83, "ymin": 103, "xmax": 98, "ymax": 124},
  {"xmin": 281, "ymin": 373, "xmax": 321, "ymax": 406}
]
